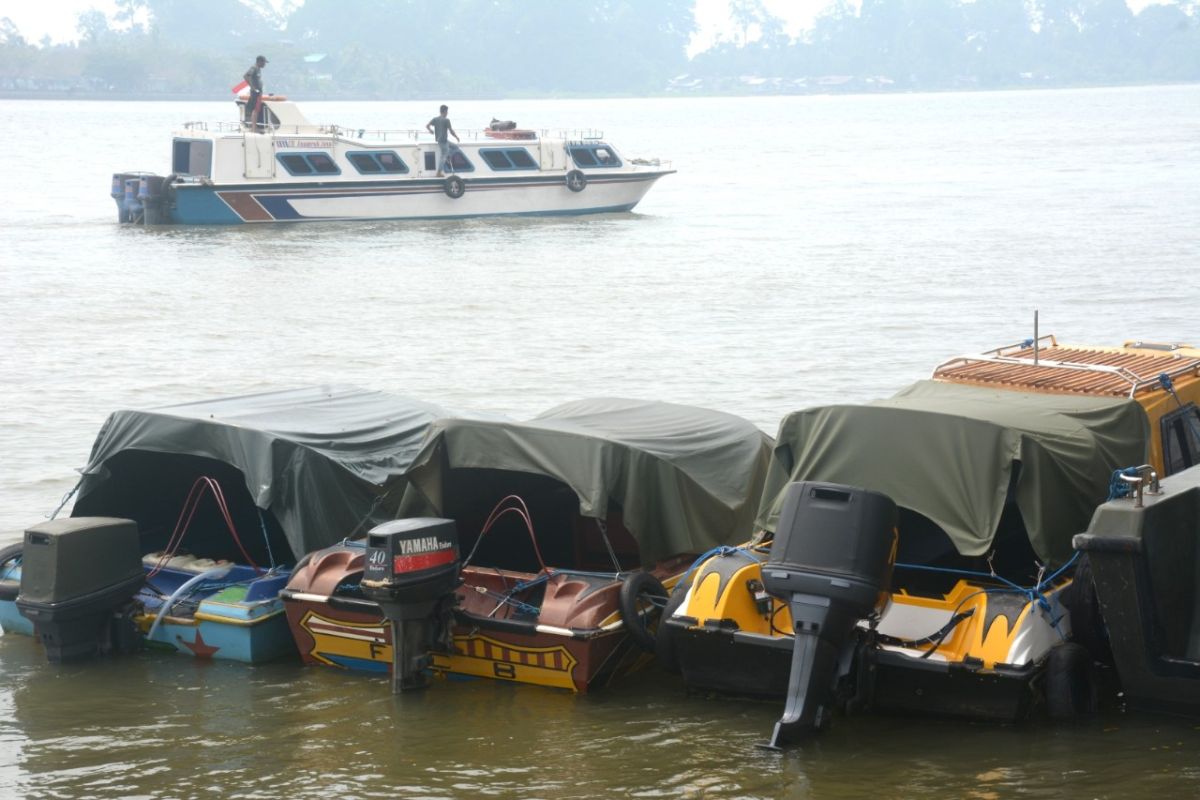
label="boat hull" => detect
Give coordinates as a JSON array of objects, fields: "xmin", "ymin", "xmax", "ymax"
[
  {"xmin": 664, "ymin": 547, "xmax": 1072, "ymax": 722},
  {"xmin": 1074, "ymin": 464, "xmax": 1200, "ymax": 718},
  {"xmin": 281, "ymin": 545, "xmax": 686, "ymax": 692},
  {"xmin": 283, "ymin": 593, "xmax": 646, "ymax": 692},
  {"xmin": 0, "ymin": 560, "xmax": 295, "ymax": 664},
  {"xmin": 172, "ymin": 172, "xmax": 670, "ymax": 224}
]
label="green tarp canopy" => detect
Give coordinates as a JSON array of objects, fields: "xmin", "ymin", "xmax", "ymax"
[
  {"xmin": 403, "ymin": 398, "xmax": 775, "ymax": 565},
  {"xmin": 755, "ymin": 380, "xmax": 1150, "ymax": 565},
  {"xmin": 74, "ymin": 386, "xmax": 453, "ymax": 560}
]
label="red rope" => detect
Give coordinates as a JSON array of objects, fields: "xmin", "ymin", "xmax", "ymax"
[
  {"xmin": 465, "ymin": 495, "xmax": 547, "ymax": 573},
  {"xmin": 146, "ymin": 477, "xmax": 262, "ymax": 578}
]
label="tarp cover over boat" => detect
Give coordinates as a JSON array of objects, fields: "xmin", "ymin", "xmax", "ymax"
[
  {"xmin": 755, "ymin": 380, "xmax": 1149, "ymax": 564},
  {"xmin": 74, "ymin": 386, "xmax": 452, "ymax": 559},
  {"xmin": 402, "ymin": 398, "xmax": 775, "ymax": 565}
]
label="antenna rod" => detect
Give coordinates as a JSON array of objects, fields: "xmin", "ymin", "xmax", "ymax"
[{"xmin": 1034, "ymin": 310, "xmax": 1039, "ymax": 365}]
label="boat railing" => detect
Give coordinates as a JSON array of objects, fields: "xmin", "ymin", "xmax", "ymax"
[
  {"xmin": 179, "ymin": 121, "xmax": 606, "ymax": 142},
  {"xmin": 933, "ymin": 335, "xmax": 1200, "ymax": 398},
  {"xmin": 323, "ymin": 125, "xmax": 605, "ymax": 142}
]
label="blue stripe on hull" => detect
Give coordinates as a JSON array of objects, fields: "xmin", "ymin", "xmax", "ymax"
[
  {"xmin": 169, "ymin": 176, "xmax": 660, "ymax": 225},
  {"xmin": 323, "ymin": 654, "xmax": 391, "ymax": 673}
]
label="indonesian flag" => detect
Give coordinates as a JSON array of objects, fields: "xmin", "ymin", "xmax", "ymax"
[{"xmin": 231, "ymin": 79, "xmax": 249, "ymax": 95}]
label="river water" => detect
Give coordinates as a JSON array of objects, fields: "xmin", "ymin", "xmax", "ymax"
[{"xmin": 1, "ymin": 86, "xmax": 1199, "ymax": 798}]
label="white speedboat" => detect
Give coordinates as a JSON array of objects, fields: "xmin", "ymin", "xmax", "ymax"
[{"xmin": 111, "ymin": 99, "xmax": 674, "ymax": 225}]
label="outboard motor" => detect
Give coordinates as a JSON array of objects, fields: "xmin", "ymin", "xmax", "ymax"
[
  {"xmin": 16, "ymin": 518, "xmax": 145, "ymax": 662},
  {"xmin": 761, "ymin": 482, "xmax": 896, "ymax": 749},
  {"xmin": 123, "ymin": 179, "xmax": 143, "ymax": 223},
  {"xmin": 111, "ymin": 174, "xmax": 130, "ymax": 223},
  {"xmin": 138, "ymin": 175, "xmax": 170, "ymax": 225},
  {"xmin": 360, "ymin": 518, "xmax": 461, "ymax": 693}
]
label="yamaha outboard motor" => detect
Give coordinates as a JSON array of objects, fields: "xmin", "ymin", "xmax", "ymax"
[
  {"xmin": 16, "ymin": 517, "xmax": 145, "ymax": 662},
  {"xmin": 761, "ymin": 482, "xmax": 896, "ymax": 749},
  {"xmin": 360, "ymin": 518, "xmax": 461, "ymax": 693}
]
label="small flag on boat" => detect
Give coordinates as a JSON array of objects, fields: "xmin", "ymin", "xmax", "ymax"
[{"xmin": 231, "ymin": 79, "xmax": 249, "ymax": 94}]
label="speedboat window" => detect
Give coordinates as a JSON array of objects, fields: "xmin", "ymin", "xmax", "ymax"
[
  {"xmin": 448, "ymin": 147, "xmax": 474, "ymax": 172},
  {"xmin": 480, "ymin": 148, "xmax": 538, "ymax": 171},
  {"xmin": 422, "ymin": 147, "xmax": 473, "ymax": 172},
  {"xmin": 1162, "ymin": 403, "xmax": 1200, "ymax": 476},
  {"xmin": 308, "ymin": 154, "xmax": 339, "ymax": 174},
  {"xmin": 376, "ymin": 152, "xmax": 407, "ymax": 173},
  {"xmin": 277, "ymin": 152, "xmax": 340, "ymax": 176},
  {"xmin": 277, "ymin": 154, "xmax": 314, "ymax": 175},
  {"xmin": 348, "ymin": 151, "xmax": 409, "ymax": 175},
  {"xmin": 568, "ymin": 144, "xmax": 622, "ymax": 169}
]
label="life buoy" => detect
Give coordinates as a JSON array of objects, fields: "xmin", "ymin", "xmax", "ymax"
[
  {"xmin": 566, "ymin": 169, "xmax": 587, "ymax": 193},
  {"xmin": 444, "ymin": 175, "xmax": 465, "ymax": 199},
  {"xmin": 619, "ymin": 572, "xmax": 668, "ymax": 652}
]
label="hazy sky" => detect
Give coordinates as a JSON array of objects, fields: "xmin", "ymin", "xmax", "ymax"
[{"xmin": 0, "ymin": 0, "xmax": 1179, "ymax": 47}]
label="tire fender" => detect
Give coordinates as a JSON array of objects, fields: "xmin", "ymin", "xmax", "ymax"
[
  {"xmin": 566, "ymin": 169, "xmax": 587, "ymax": 193},
  {"xmin": 654, "ymin": 583, "xmax": 690, "ymax": 673},
  {"xmin": 619, "ymin": 572, "xmax": 668, "ymax": 652},
  {"xmin": 1044, "ymin": 641, "xmax": 1098, "ymax": 718},
  {"xmin": 444, "ymin": 175, "xmax": 465, "ymax": 199}
]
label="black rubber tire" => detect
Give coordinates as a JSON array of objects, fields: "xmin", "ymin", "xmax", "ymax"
[
  {"xmin": 0, "ymin": 542, "xmax": 21, "ymax": 570},
  {"xmin": 1059, "ymin": 554, "xmax": 1113, "ymax": 665},
  {"xmin": 444, "ymin": 175, "xmax": 465, "ymax": 199},
  {"xmin": 1044, "ymin": 642, "xmax": 1098, "ymax": 718},
  {"xmin": 566, "ymin": 169, "xmax": 587, "ymax": 193},
  {"xmin": 653, "ymin": 583, "xmax": 690, "ymax": 673},
  {"xmin": 619, "ymin": 572, "xmax": 669, "ymax": 652},
  {"xmin": 0, "ymin": 543, "xmax": 22, "ymax": 601}
]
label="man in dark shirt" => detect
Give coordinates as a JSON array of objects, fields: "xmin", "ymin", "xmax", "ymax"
[
  {"xmin": 425, "ymin": 105, "xmax": 460, "ymax": 176},
  {"xmin": 244, "ymin": 55, "xmax": 267, "ymax": 128}
]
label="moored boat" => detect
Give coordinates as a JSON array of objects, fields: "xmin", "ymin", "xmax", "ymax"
[
  {"xmin": 0, "ymin": 386, "xmax": 453, "ymax": 664},
  {"xmin": 281, "ymin": 398, "xmax": 774, "ymax": 692},
  {"xmin": 111, "ymin": 99, "xmax": 674, "ymax": 225},
  {"xmin": 660, "ymin": 336, "xmax": 1200, "ymax": 744},
  {"xmin": 1074, "ymin": 458, "xmax": 1200, "ymax": 716}
]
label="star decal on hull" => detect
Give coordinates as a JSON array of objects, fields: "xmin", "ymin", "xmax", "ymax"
[{"xmin": 178, "ymin": 629, "xmax": 221, "ymax": 659}]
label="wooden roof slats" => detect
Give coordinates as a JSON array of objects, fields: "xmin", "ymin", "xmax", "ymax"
[{"xmin": 932, "ymin": 344, "xmax": 1200, "ymax": 398}]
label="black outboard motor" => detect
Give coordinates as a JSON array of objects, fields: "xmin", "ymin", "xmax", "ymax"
[
  {"xmin": 360, "ymin": 518, "xmax": 461, "ymax": 693},
  {"xmin": 761, "ymin": 482, "xmax": 897, "ymax": 749},
  {"xmin": 138, "ymin": 175, "xmax": 172, "ymax": 225},
  {"xmin": 16, "ymin": 518, "xmax": 145, "ymax": 662}
]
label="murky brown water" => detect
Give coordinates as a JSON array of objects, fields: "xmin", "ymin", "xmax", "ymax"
[
  {"xmin": 2, "ymin": 87, "xmax": 1199, "ymax": 798},
  {"xmin": 5, "ymin": 632, "xmax": 1200, "ymax": 799}
]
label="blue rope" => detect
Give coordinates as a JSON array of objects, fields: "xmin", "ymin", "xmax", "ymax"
[
  {"xmin": 675, "ymin": 545, "xmax": 759, "ymax": 596},
  {"xmin": 893, "ymin": 561, "xmax": 1026, "ymax": 593},
  {"xmin": 893, "ymin": 551, "xmax": 1080, "ymax": 621},
  {"xmin": 475, "ymin": 586, "xmax": 542, "ymax": 616},
  {"xmin": 1108, "ymin": 466, "xmax": 1142, "ymax": 501}
]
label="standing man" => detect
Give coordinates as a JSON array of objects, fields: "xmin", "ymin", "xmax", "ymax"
[
  {"xmin": 244, "ymin": 55, "xmax": 268, "ymax": 128},
  {"xmin": 426, "ymin": 105, "xmax": 460, "ymax": 177}
]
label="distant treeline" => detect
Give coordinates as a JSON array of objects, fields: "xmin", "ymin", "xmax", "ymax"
[{"xmin": 0, "ymin": 0, "xmax": 1197, "ymax": 98}]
